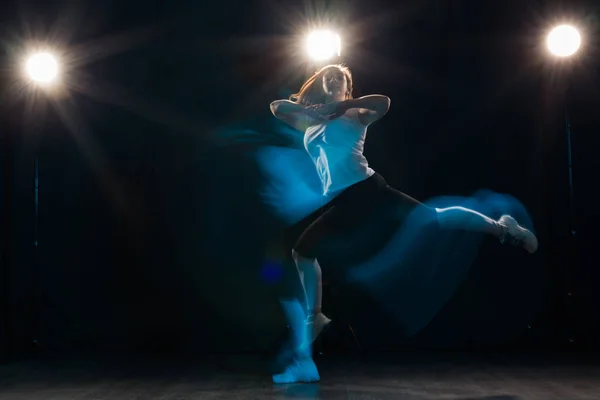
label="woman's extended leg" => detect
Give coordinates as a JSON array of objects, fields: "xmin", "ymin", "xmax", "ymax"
[
  {"xmin": 435, "ymin": 206, "xmax": 504, "ymax": 236},
  {"xmin": 381, "ymin": 185, "xmax": 538, "ymax": 253},
  {"xmin": 435, "ymin": 207, "xmax": 537, "ymax": 252}
]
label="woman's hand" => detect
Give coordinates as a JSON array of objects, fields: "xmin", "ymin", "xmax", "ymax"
[{"xmin": 304, "ymin": 101, "xmax": 348, "ymax": 121}]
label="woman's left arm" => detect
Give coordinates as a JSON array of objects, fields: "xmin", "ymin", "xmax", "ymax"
[{"xmin": 341, "ymin": 95, "xmax": 391, "ymax": 125}]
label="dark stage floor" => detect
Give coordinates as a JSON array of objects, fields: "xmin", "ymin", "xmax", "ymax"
[{"xmin": 1, "ymin": 352, "xmax": 599, "ymax": 399}]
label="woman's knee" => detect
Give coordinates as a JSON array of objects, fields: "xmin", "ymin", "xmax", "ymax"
[
  {"xmin": 392, "ymin": 202, "xmax": 438, "ymax": 227},
  {"xmin": 292, "ymin": 248, "xmax": 316, "ymax": 263},
  {"xmin": 293, "ymin": 230, "xmax": 323, "ymax": 261}
]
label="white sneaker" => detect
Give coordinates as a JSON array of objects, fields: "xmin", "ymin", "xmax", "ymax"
[
  {"xmin": 272, "ymin": 355, "xmax": 320, "ymax": 384},
  {"xmin": 310, "ymin": 312, "xmax": 332, "ymax": 342},
  {"xmin": 498, "ymin": 215, "xmax": 538, "ymax": 254}
]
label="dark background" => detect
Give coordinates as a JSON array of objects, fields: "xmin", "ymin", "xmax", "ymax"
[{"xmin": 1, "ymin": 0, "xmax": 599, "ymax": 358}]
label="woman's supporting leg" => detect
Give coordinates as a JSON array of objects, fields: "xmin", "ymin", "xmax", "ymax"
[
  {"xmin": 292, "ymin": 250, "xmax": 332, "ymax": 338},
  {"xmin": 272, "ymin": 208, "xmax": 342, "ymax": 384},
  {"xmin": 273, "ymin": 297, "xmax": 320, "ymax": 384},
  {"xmin": 292, "ymin": 207, "xmax": 342, "ymax": 332},
  {"xmin": 277, "ymin": 299, "xmax": 310, "ymax": 358},
  {"xmin": 272, "ymin": 252, "xmax": 321, "ymax": 383},
  {"xmin": 292, "ymin": 249, "xmax": 323, "ymax": 318}
]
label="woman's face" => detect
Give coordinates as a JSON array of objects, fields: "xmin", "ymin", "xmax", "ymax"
[{"xmin": 322, "ymin": 68, "xmax": 348, "ymax": 102}]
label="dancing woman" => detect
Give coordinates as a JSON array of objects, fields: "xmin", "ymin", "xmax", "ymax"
[{"xmin": 269, "ymin": 64, "xmax": 537, "ymax": 383}]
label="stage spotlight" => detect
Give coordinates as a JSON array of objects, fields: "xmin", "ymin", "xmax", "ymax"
[
  {"xmin": 547, "ymin": 25, "xmax": 581, "ymax": 57},
  {"xmin": 307, "ymin": 30, "xmax": 341, "ymax": 62},
  {"xmin": 25, "ymin": 52, "xmax": 59, "ymax": 84}
]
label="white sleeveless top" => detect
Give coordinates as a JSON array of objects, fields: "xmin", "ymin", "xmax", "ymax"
[{"xmin": 304, "ymin": 108, "xmax": 375, "ymax": 196}]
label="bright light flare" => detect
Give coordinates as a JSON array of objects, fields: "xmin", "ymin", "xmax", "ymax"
[
  {"xmin": 307, "ymin": 30, "xmax": 341, "ymax": 61},
  {"xmin": 26, "ymin": 52, "xmax": 59, "ymax": 83},
  {"xmin": 547, "ymin": 25, "xmax": 581, "ymax": 57}
]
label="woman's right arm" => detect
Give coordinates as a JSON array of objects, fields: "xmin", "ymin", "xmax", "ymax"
[{"xmin": 270, "ymin": 100, "xmax": 316, "ymax": 132}]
